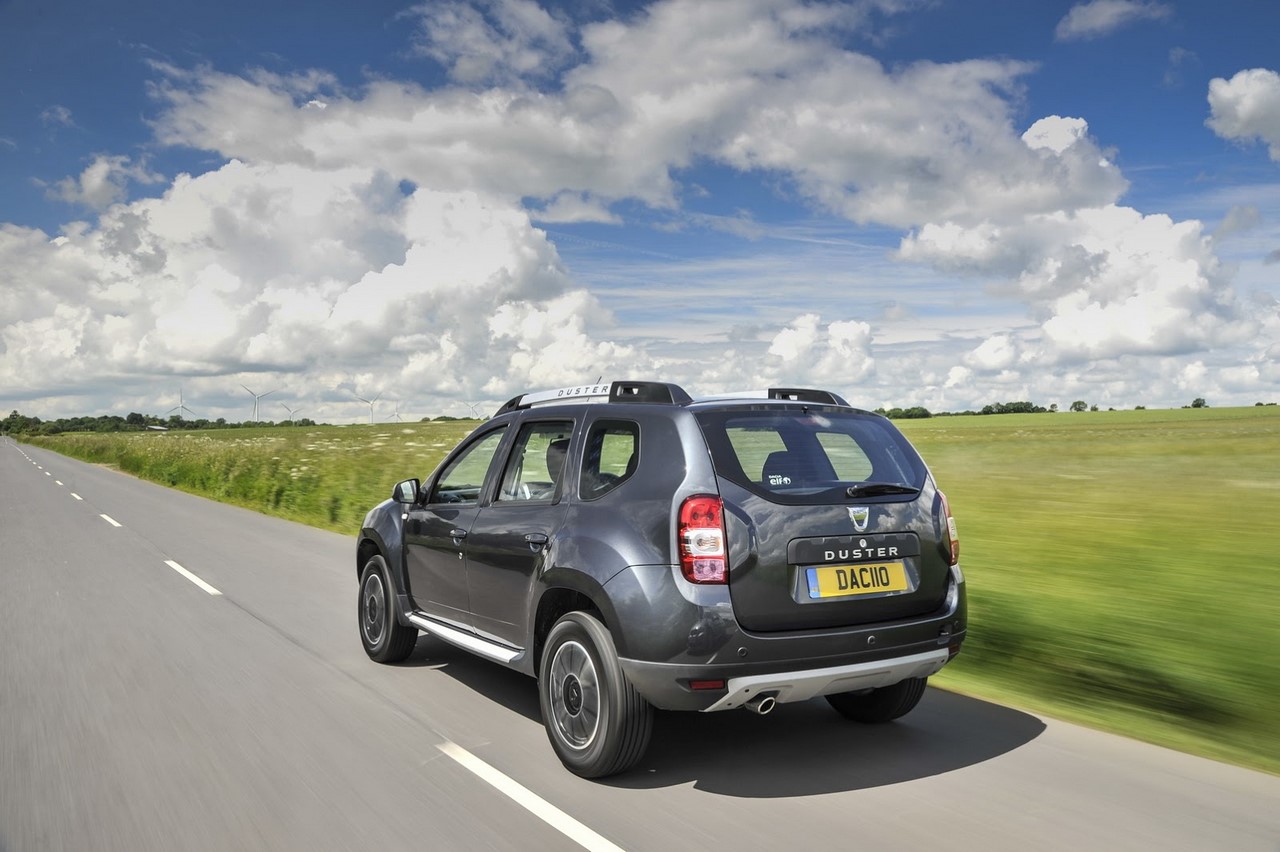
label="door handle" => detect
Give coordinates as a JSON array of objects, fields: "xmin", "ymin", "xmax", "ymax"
[
  {"xmin": 450, "ymin": 528, "xmax": 468, "ymax": 540},
  {"xmin": 524, "ymin": 533, "xmax": 549, "ymax": 550}
]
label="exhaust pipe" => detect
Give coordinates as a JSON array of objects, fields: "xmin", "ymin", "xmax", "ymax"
[{"xmin": 744, "ymin": 692, "xmax": 777, "ymax": 715}]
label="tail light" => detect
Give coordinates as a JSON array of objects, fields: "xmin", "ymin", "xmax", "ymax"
[
  {"xmin": 939, "ymin": 490, "xmax": 959, "ymax": 566},
  {"xmin": 679, "ymin": 495, "xmax": 727, "ymax": 583}
]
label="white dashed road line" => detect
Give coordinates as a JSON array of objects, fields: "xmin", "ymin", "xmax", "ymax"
[
  {"xmin": 164, "ymin": 560, "xmax": 222, "ymax": 596},
  {"xmin": 21, "ymin": 455, "xmax": 225, "ymax": 599},
  {"xmin": 436, "ymin": 741, "xmax": 625, "ymax": 852}
]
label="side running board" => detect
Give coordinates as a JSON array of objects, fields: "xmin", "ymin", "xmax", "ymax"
[{"xmin": 406, "ymin": 613, "xmax": 523, "ymax": 665}]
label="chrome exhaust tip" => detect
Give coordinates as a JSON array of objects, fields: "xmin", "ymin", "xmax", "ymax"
[{"xmin": 744, "ymin": 692, "xmax": 777, "ymax": 715}]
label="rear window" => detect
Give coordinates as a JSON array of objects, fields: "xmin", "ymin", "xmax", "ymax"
[
  {"xmin": 696, "ymin": 408, "xmax": 926, "ymax": 503},
  {"xmin": 579, "ymin": 420, "xmax": 639, "ymax": 500}
]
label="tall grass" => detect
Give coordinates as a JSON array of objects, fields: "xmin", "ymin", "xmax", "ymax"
[
  {"xmin": 898, "ymin": 407, "xmax": 1280, "ymax": 774},
  {"xmin": 26, "ymin": 406, "xmax": 1280, "ymax": 774},
  {"xmin": 29, "ymin": 423, "xmax": 478, "ymax": 533}
]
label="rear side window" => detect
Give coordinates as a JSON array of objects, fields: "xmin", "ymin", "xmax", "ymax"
[
  {"xmin": 699, "ymin": 409, "xmax": 925, "ymax": 504},
  {"xmin": 579, "ymin": 420, "xmax": 639, "ymax": 500}
]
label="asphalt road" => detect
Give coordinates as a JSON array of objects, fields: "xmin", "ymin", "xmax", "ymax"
[{"xmin": 2, "ymin": 437, "xmax": 1277, "ymax": 852}]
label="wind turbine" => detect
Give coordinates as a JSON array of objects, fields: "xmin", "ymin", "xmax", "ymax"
[
  {"xmin": 280, "ymin": 402, "xmax": 302, "ymax": 424},
  {"xmin": 241, "ymin": 385, "xmax": 277, "ymax": 422},
  {"xmin": 465, "ymin": 402, "xmax": 483, "ymax": 419},
  {"xmin": 167, "ymin": 389, "xmax": 195, "ymax": 419},
  {"xmin": 354, "ymin": 392, "xmax": 380, "ymax": 424},
  {"xmin": 391, "ymin": 402, "xmax": 405, "ymax": 422}
]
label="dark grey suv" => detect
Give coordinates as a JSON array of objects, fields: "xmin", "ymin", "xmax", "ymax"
[{"xmin": 356, "ymin": 381, "xmax": 966, "ymax": 777}]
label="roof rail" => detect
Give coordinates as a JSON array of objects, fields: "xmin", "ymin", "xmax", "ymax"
[
  {"xmin": 493, "ymin": 380, "xmax": 692, "ymax": 416},
  {"xmin": 611, "ymin": 381, "xmax": 692, "ymax": 405},
  {"xmin": 767, "ymin": 387, "xmax": 851, "ymax": 407}
]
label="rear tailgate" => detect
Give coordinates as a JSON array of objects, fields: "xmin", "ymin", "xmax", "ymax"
[
  {"xmin": 695, "ymin": 406, "xmax": 951, "ymax": 633},
  {"xmin": 719, "ymin": 480, "xmax": 950, "ymax": 632}
]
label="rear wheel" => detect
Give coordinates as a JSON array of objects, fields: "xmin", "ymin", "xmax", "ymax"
[
  {"xmin": 358, "ymin": 554, "xmax": 417, "ymax": 663},
  {"xmin": 539, "ymin": 611, "xmax": 653, "ymax": 778},
  {"xmin": 826, "ymin": 677, "xmax": 927, "ymax": 723}
]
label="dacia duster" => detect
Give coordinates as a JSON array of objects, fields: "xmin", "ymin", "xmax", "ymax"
[{"xmin": 356, "ymin": 381, "xmax": 966, "ymax": 777}]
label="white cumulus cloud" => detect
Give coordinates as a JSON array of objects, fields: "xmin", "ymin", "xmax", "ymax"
[
  {"xmin": 409, "ymin": 0, "xmax": 576, "ymax": 84},
  {"xmin": 1022, "ymin": 116, "xmax": 1089, "ymax": 155},
  {"xmin": 50, "ymin": 154, "xmax": 165, "ymax": 211},
  {"xmin": 1055, "ymin": 1, "xmax": 1172, "ymax": 42},
  {"xmin": 903, "ymin": 203, "xmax": 1251, "ymax": 364},
  {"xmin": 894, "ymin": 115, "xmax": 1254, "ymax": 372},
  {"xmin": 766, "ymin": 314, "xmax": 875, "ymax": 385},
  {"xmin": 39, "ymin": 105, "xmax": 76, "ymax": 128},
  {"xmin": 1207, "ymin": 68, "xmax": 1280, "ymax": 161},
  {"xmin": 965, "ymin": 334, "xmax": 1021, "ymax": 372}
]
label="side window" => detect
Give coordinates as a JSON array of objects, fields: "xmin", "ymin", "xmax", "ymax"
[
  {"xmin": 429, "ymin": 427, "xmax": 507, "ymax": 505},
  {"xmin": 815, "ymin": 432, "xmax": 874, "ymax": 481},
  {"xmin": 496, "ymin": 421, "xmax": 574, "ymax": 503},
  {"xmin": 726, "ymin": 426, "xmax": 786, "ymax": 482},
  {"xmin": 580, "ymin": 420, "xmax": 639, "ymax": 500}
]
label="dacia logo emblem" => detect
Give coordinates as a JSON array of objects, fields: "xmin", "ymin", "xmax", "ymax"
[{"xmin": 848, "ymin": 506, "xmax": 870, "ymax": 532}]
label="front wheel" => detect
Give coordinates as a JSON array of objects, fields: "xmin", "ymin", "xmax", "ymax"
[
  {"xmin": 826, "ymin": 677, "xmax": 927, "ymax": 723},
  {"xmin": 539, "ymin": 611, "xmax": 653, "ymax": 778},
  {"xmin": 358, "ymin": 554, "xmax": 417, "ymax": 663}
]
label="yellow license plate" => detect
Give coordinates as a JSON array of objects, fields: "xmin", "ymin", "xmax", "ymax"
[{"xmin": 806, "ymin": 561, "xmax": 909, "ymax": 599}]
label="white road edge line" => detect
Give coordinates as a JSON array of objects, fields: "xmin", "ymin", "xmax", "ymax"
[
  {"xmin": 71, "ymin": 493, "xmax": 83, "ymax": 501},
  {"xmin": 436, "ymin": 741, "xmax": 624, "ymax": 852},
  {"xmin": 163, "ymin": 560, "xmax": 222, "ymax": 596},
  {"xmin": 100, "ymin": 514, "xmax": 122, "ymax": 527}
]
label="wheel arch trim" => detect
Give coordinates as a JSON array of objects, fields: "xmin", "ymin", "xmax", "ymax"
[
  {"xmin": 531, "ymin": 570, "xmax": 622, "ymax": 673},
  {"xmin": 358, "ymin": 527, "xmax": 413, "ymax": 627}
]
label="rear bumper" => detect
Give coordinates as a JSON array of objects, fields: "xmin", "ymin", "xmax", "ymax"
[
  {"xmin": 618, "ymin": 637, "xmax": 960, "ymax": 712},
  {"xmin": 609, "ymin": 563, "xmax": 966, "ymax": 711},
  {"xmin": 701, "ymin": 648, "xmax": 949, "ymax": 711}
]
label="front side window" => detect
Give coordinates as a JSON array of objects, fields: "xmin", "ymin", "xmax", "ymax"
[
  {"xmin": 698, "ymin": 409, "xmax": 925, "ymax": 504},
  {"xmin": 429, "ymin": 427, "xmax": 508, "ymax": 505},
  {"xmin": 579, "ymin": 420, "xmax": 639, "ymax": 500},
  {"xmin": 497, "ymin": 421, "xmax": 574, "ymax": 503}
]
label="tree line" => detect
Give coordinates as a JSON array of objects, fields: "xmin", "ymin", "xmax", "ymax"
[
  {"xmin": 873, "ymin": 397, "xmax": 1242, "ymax": 419},
  {"xmin": 0, "ymin": 410, "xmax": 482, "ymax": 435},
  {"xmin": 1, "ymin": 411, "xmax": 318, "ymax": 436}
]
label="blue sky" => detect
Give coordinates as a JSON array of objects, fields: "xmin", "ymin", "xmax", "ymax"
[{"xmin": 2, "ymin": 0, "xmax": 1279, "ymax": 422}]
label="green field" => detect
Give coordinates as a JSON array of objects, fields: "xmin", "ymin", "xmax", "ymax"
[{"xmin": 25, "ymin": 406, "xmax": 1280, "ymax": 775}]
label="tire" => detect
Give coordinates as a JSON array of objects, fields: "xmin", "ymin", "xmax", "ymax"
[
  {"xmin": 539, "ymin": 611, "xmax": 653, "ymax": 778},
  {"xmin": 826, "ymin": 677, "xmax": 927, "ymax": 723},
  {"xmin": 358, "ymin": 554, "xmax": 417, "ymax": 663}
]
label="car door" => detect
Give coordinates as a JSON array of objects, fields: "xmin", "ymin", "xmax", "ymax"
[
  {"xmin": 464, "ymin": 419, "xmax": 573, "ymax": 648},
  {"xmin": 404, "ymin": 425, "xmax": 509, "ymax": 630}
]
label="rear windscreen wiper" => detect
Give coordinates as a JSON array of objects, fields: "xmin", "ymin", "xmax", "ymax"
[{"xmin": 845, "ymin": 482, "xmax": 920, "ymax": 497}]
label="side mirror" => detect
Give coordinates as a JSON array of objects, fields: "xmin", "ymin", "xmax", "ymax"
[{"xmin": 392, "ymin": 478, "xmax": 421, "ymax": 504}]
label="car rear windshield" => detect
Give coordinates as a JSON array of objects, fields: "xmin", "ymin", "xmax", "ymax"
[{"xmin": 695, "ymin": 408, "xmax": 926, "ymax": 503}]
